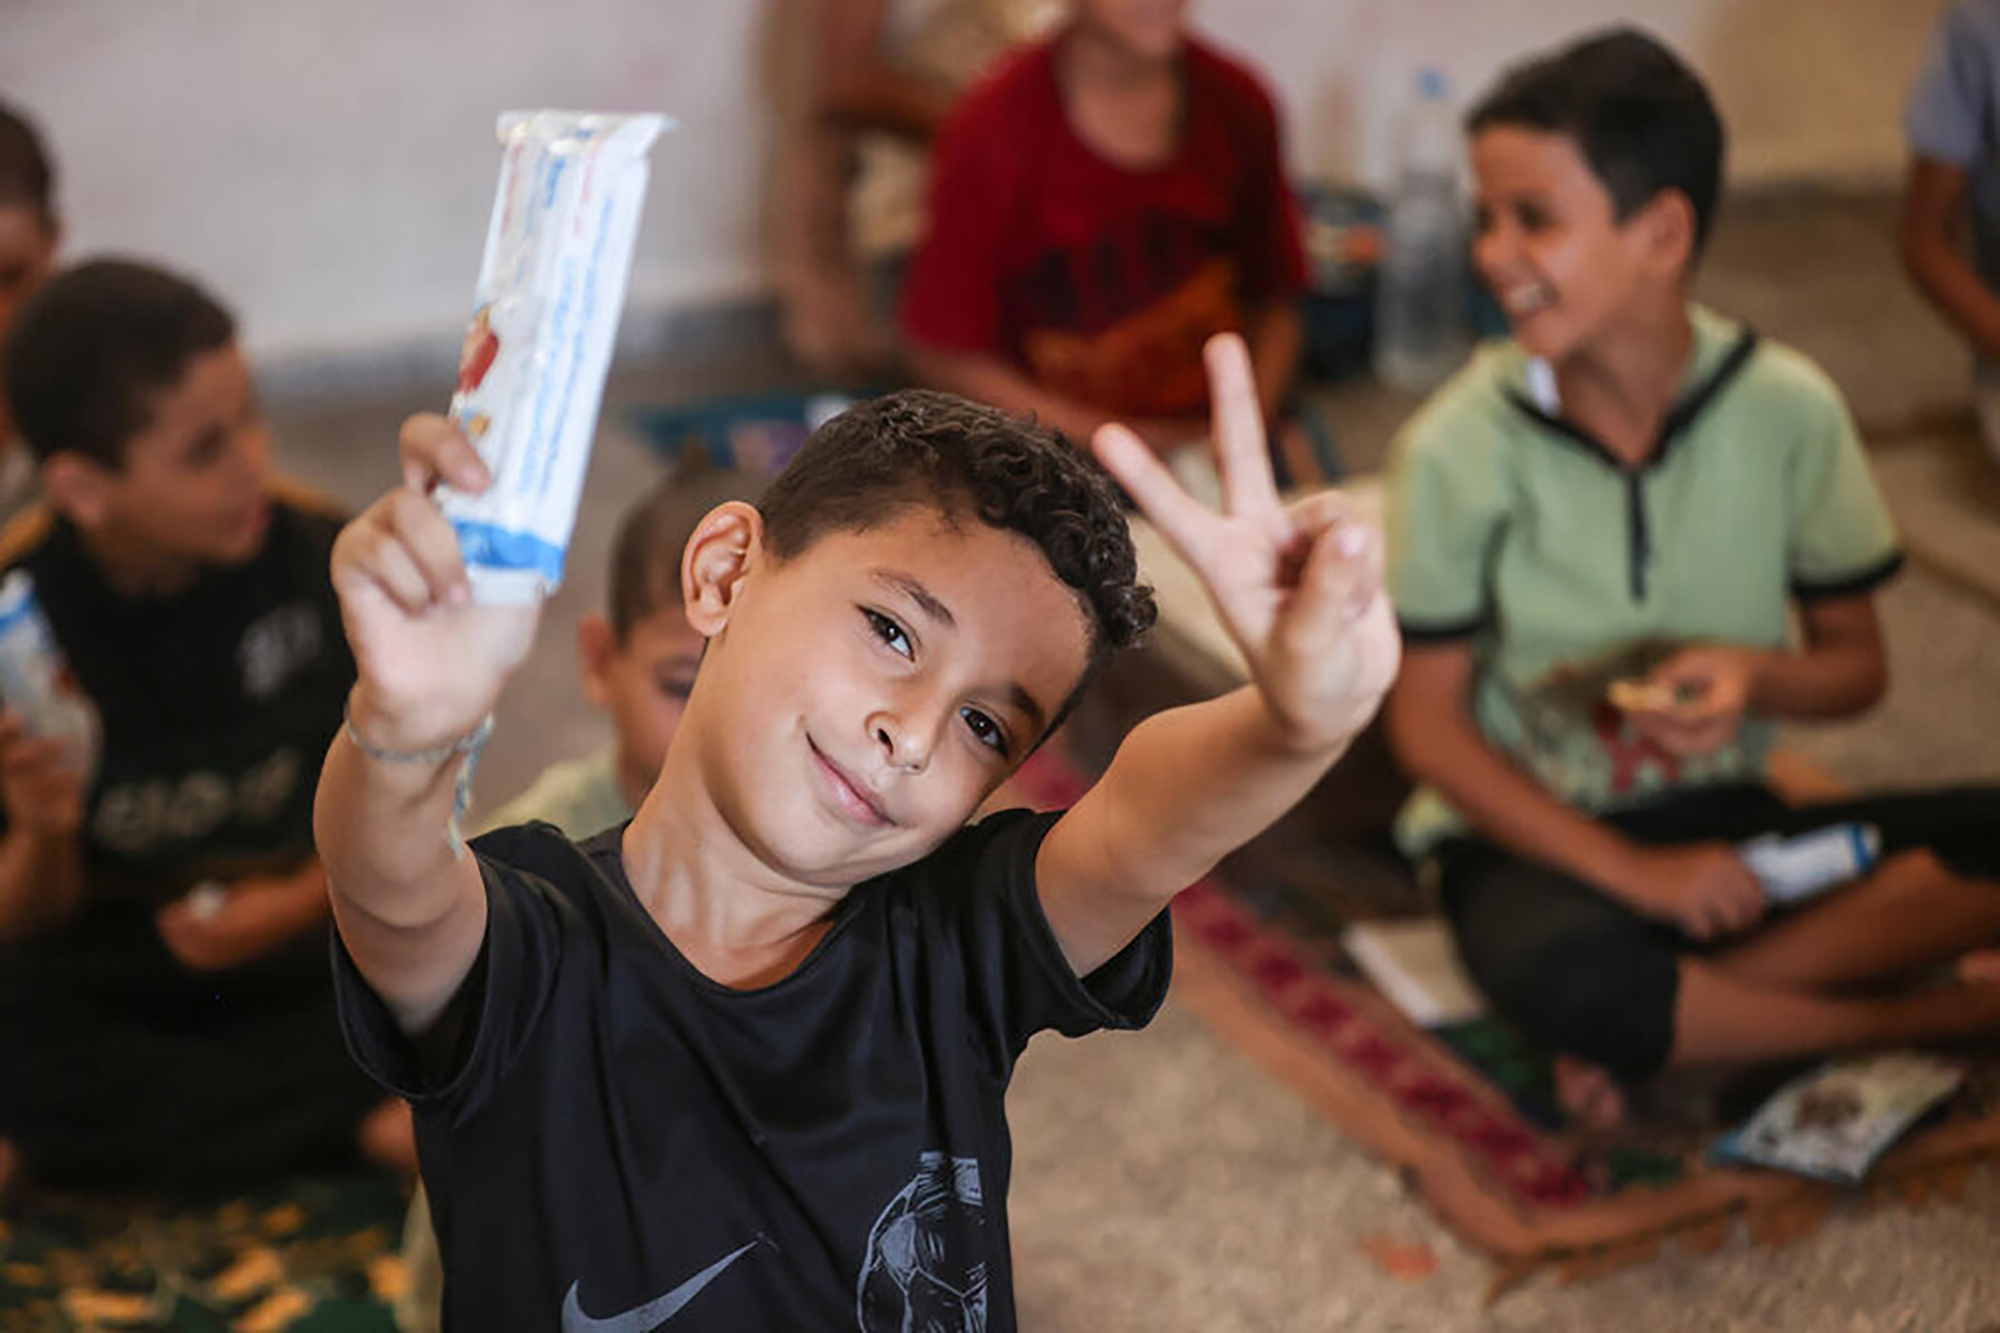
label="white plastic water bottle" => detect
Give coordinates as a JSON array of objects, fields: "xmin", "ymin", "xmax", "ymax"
[
  {"xmin": 0, "ymin": 569, "xmax": 99, "ymax": 782},
  {"xmin": 1373, "ymin": 68, "xmax": 1469, "ymax": 391},
  {"xmin": 1739, "ymin": 823, "xmax": 1881, "ymax": 906}
]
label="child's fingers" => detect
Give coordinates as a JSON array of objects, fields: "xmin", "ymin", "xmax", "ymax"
[
  {"xmin": 1639, "ymin": 710, "xmax": 1735, "ymax": 759},
  {"xmin": 398, "ymin": 414, "xmax": 492, "ymax": 495},
  {"xmin": 1202, "ymin": 334, "xmax": 1280, "ymax": 521},
  {"xmin": 1091, "ymin": 422, "xmax": 1215, "ymax": 567},
  {"xmin": 1, "ymin": 732, "xmax": 70, "ymax": 779},
  {"xmin": 378, "ymin": 490, "xmax": 472, "ymax": 603},
  {"xmin": 1292, "ymin": 520, "xmax": 1383, "ymax": 632},
  {"xmin": 343, "ymin": 509, "xmax": 450, "ymax": 614}
]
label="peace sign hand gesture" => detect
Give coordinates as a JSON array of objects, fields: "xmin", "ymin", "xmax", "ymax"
[{"xmin": 1090, "ymin": 334, "xmax": 1399, "ymax": 751}]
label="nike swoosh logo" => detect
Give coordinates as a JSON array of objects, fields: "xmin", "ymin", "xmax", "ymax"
[{"xmin": 561, "ymin": 1240, "xmax": 759, "ymax": 1333}]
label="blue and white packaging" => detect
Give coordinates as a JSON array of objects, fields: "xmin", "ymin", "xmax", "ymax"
[
  {"xmin": 0, "ymin": 569, "xmax": 99, "ymax": 781},
  {"xmin": 1712, "ymin": 1052, "xmax": 1962, "ymax": 1185},
  {"xmin": 1739, "ymin": 822, "xmax": 1881, "ymax": 906},
  {"xmin": 442, "ymin": 110, "xmax": 670, "ymax": 603}
]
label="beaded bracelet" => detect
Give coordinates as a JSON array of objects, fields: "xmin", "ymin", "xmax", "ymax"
[{"xmin": 342, "ymin": 702, "xmax": 495, "ymax": 854}]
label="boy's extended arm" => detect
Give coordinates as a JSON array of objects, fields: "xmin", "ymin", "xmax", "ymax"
[
  {"xmin": 313, "ymin": 418, "xmax": 539, "ymax": 1033},
  {"xmin": 1036, "ymin": 335, "xmax": 1399, "ymax": 975},
  {"xmin": 1900, "ymin": 157, "xmax": 2000, "ymax": 360}
]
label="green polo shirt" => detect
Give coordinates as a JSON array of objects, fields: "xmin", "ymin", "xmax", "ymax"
[{"xmin": 1385, "ymin": 305, "xmax": 1901, "ymax": 856}]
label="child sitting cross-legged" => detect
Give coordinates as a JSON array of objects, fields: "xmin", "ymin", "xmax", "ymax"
[
  {"xmin": 0, "ymin": 260, "xmax": 408, "ymax": 1195},
  {"xmin": 1384, "ymin": 29, "xmax": 2000, "ymax": 1126}
]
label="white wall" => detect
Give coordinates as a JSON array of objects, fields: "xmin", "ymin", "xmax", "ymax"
[{"xmin": 0, "ymin": 0, "xmax": 1953, "ymax": 365}]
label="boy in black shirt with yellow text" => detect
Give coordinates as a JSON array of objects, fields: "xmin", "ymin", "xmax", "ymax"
[{"xmin": 0, "ymin": 260, "xmax": 407, "ymax": 1193}]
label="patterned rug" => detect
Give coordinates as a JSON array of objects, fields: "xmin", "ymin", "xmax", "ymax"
[
  {"xmin": 0, "ymin": 1173, "xmax": 407, "ymax": 1331},
  {"xmin": 1002, "ymin": 746, "xmax": 2000, "ymax": 1298}
]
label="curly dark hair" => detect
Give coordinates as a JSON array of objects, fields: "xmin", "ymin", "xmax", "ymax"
[{"xmin": 758, "ymin": 389, "xmax": 1155, "ymax": 728}]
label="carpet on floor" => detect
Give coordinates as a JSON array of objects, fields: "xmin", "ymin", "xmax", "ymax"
[
  {"xmin": 0, "ymin": 1173, "xmax": 407, "ymax": 1331},
  {"xmin": 1001, "ymin": 745, "xmax": 2000, "ymax": 1300}
]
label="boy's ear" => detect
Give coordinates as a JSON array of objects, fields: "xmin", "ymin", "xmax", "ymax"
[
  {"xmin": 40, "ymin": 453, "xmax": 114, "ymax": 530},
  {"xmin": 1638, "ymin": 188, "xmax": 1699, "ymax": 278},
  {"xmin": 575, "ymin": 612, "xmax": 617, "ymax": 709},
  {"xmin": 681, "ymin": 500, "xmax": 764, "ymax": 637}
]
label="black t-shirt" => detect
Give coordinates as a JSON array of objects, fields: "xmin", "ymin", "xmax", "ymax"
[
  {"xmin": 0, "ymin": 501, "xmax": 380, "ymax": 1188},
  {"xmin": 335, "ymin": 810, "xmax": 1172, "ymax": 1332},
  {"xmin": 13, "ymin": 502, "xmax": 353, "ymax": 889}
]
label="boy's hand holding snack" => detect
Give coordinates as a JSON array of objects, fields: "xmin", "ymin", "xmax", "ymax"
[
  {"xmin": 1612, "ymin": 643, "xmax": 1761, "ymax": 758},
  {"xmin": 1090, "ymin": 334, "xmax": 1399, "ymax": 751},
  {"xmin": 155, "ymin": 865, "xmax": 331, "ymax": 973},
  {"xmin": 1613, "ymin": 841, "xmax": 1764, "ymax": 942},
  {"xmin": 0, "ymin": 708, "xmax": 84, "ymax": 841},
  {"xmin": 332, "ymin": 416, "xmax": 541, "ymax": 752}
]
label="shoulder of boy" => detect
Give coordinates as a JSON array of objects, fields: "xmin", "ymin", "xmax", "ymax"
[
  {"xmin": 1388, "ymin": 350, "xmax": 1516, "ymax": 472},
  {"xmin": 1184, "ymin": 36, "xmax": 1280, "ymax": 116},
  {"xmin": 1727, "ymin": 336, "xmax": 1855, "ymax": 447}
]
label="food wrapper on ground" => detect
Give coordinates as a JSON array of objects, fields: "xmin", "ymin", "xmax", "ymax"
[
  {"xmin": 0, "ymin": 568, "xmax": 99, "ymax": 782},
  {"xmin": 1712, "ymin": 1052, "xmax": 1963, "ymax": 1184},
  {"xmin": 441, "ymin": 110, "xmax": 670, "ymax": 602}
]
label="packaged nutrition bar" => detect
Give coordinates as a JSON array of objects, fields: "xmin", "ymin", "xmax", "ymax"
[
  {"xmin": 0, "ymin": 568, "xmax": 99, "ymax": 781},
  {"xmin": 1712, "ymin": 1052, "xmax": 1963, "ymax": 1185},
  {"xmin": 441, "ymin": 110, "xmax": 670, "ymax": 602}
]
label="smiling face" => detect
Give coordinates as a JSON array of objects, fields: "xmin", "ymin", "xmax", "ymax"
[
  {"xmin": 683, "ymin": 505, "xmax": 1094, "ymax": 891},
  {"xmin": 1469, "ymin": 125, "xmax": 1689, "ymax": 365}
]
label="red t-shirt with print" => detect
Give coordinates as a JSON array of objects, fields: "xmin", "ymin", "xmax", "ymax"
[{"xmin": 900, "ymin": 32, "xmax": 1307, "ymax": 420}]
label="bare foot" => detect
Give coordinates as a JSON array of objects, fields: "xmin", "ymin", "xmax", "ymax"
[
  {"xmin": 357, "ymin": 1098, "xmax": 418, "ymax": 1181},
  {"xmin": 1554, "ymin": 1055, "xmax": 1627, "ymax": 1130},
  {"xmin": 1961, "ymin": 950, "xmax": 2000, "ymax": 985}
]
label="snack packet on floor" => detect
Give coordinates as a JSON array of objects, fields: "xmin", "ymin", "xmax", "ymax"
[
  {"xmin": 1711, "ymin": 1052, "xmax": 1963, "ymax": 1185},
  {"xmin": 441, "ymin": 110, "xmax": 670, "ymax": 602}
]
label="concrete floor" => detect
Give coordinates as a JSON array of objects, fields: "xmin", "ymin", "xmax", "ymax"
[{"xmin": 268, "ymin": 189, "xmax": 2000, "ymax": 1331}]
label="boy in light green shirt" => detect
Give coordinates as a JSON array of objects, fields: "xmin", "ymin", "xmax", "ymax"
[{"xmin": 1384, "ymin": 28, "xmax": 2000, "ymax": 1124}]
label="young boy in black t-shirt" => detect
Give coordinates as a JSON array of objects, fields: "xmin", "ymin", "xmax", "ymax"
[
  {"xmin": 318, "ymin": 333, "xmax": 1399, "ymax": 1330},
  {"xmin": 0, "ymin": 260, "xmax": 406, "ymax": 1192}
]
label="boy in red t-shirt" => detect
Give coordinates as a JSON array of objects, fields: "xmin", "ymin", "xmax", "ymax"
[{"xmin": 900, "ymin": 0, "xmax": 1317, "ymax": 478}]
